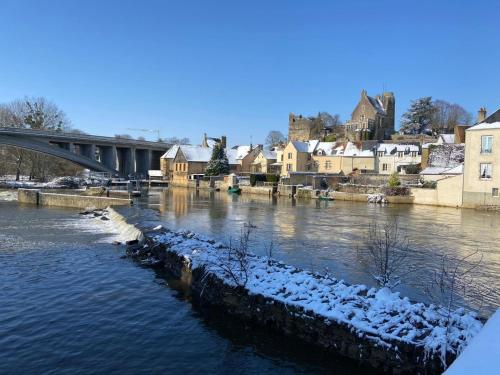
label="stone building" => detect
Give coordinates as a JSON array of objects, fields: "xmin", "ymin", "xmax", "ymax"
[
  {"xmin": 344, "ymin": 90, "xmax": 395, "ymax": 141},
  {"xmin": 288, "ymin": 114, "xmax": 324, "ymax": 142}
]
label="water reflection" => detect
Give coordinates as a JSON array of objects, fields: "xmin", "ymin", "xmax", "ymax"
[{"xmin": 144, "ymin": 188, "xmax": 500, "ymax": 314}]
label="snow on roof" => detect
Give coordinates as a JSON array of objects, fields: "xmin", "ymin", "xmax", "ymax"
[
  {"xmin": 233, "ymin": 145, "xmax": 251, "ymax": 160},
  {"xmin": 315, "ymin": 142, "xmax": 337, "ymax": 155},
  {"xmin": 367, "ymin": 95, "xmax": 386, "ymax": 115},
  {"xmin": 225, "ymin": 149, "xmax": 239, "ymax": 165},
  {"xmin": 291, "ymin": 140, "xmax": 319, "ymax": 153},
  {"xmin": 161, "ymin": 145, "xmax": 180, "ymax": 159},
  {"xmin": 179, "ymin": 145, "xmax": 213, "ymax": 162},
  {"xmin": 420, "ymin": 164, "xmax": 463, "ymax": 175},
  {"xmin": 377, "ymin": 144, "xmax": 420, "ymax": 154},
  {"xmin": 438, "ymin": 134, "xmax": 455, "ymax": 144},
  {"xmin": 261, "ymin": 149, "xmax": 277, "ymax": 159},
  {"xmin": 467, "ymin": 121, "xmax": 500, "ymax": 131}
]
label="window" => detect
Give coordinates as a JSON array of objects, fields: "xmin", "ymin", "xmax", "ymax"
[
  {"xmin": 411, "ymin": 151, "xmax": 417, "ymax": 157},
  {"xmin": 493, "ymin": 188, "xmax": 499, "ymax": 197},
  {"xmin": 286, "ymin": 163, "xmax": 292, "ymax": 171},
  {"xmin": 287, "ymin": 152, "xmax": 292, "ymax": 160},
  {"xmin": 324, "ymin": 160, "xmax": 331, "ymax": 170},
  {"xmin": 480, "ymin": 163, "xmax": 492, "ymax": 179},
  {"xmin": 175, "ymin": 164, "xmax": 178, "ymax": 171},
  {"xmin": 481, "ymin": 136, "xmax": 493, "ymax": 154},
  {"xmin": 378, "ymin": 151, "xmax": 384, "ymax": 157},
  {"xmin": 281, "ymin": 154, "xmax": 283, "ymax": 161},
  {"xmin": 398, "ymin": 151, "xmax": 404, "ymax": 157},
  {"xmin": 382, "ymin": 163, "xmax": 388, "ymax": 171}
]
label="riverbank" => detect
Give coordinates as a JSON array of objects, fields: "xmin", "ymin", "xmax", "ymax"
[{"xmin": 102, "ymin": 206, "xmax": 483, "ymax": 374}]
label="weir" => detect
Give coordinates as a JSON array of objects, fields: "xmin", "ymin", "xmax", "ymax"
[{"xmin": 106, "ymin": 206, "xmax": 483, "ymax": 374}]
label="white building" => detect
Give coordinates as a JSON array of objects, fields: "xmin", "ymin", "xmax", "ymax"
[{"xmin": 376, "ymin": 144, "xmax": 421, "ymax": 174}]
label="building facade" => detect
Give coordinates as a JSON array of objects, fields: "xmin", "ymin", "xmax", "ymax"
[
  {"xmin": 376, "ymin": 144, "xmax": 421, "ymax": 174},
  {"xmin": 463, "ymin": 121, "xmax": 500, "ymax": 207},
  {"xmin": 344, "ymin": 90, "xmax": 395, "ymax": 141}
]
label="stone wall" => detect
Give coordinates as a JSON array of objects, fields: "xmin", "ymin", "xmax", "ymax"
[
  {"xmin": 239, "ymin": 185, "xmax": 275, "ymax": 196},
  {"xmin": 17, "ymin": 188, "xmax": 132, "ymax": 209}
]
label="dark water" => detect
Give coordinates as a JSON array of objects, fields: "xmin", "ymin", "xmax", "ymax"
[
  {"xmin": 0, "ymin": 201, "xmax": 365, "ymax": 374},
  {"xmin": 143, "ymin": 188, "xmax": 500, "ymax": 314}
]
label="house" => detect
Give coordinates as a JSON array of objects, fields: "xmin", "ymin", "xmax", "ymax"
[
  {"xmin": 171, "ymin": 145, "xmax": 214, "ymax": 183},
  {"xmin": 344, "ymin": 90, "xmax": 395, "ymax": 141},
  {"xmin": 376, "ymin": 144, "xmax": 421, "ymax": 174},
  {"xmin": 462, "ymin": 121, "xmax": 500, "ymax": 207},
  {"xmin": 251, "ymin": 149, "xmax": 279, "ymax": 174},
  {"xmin": 281, "ymin": 140, "xmax": 318, "ymax": 176},
  {"xmin": 231, "ymin": 144, "xmax": 263, "ymax": 173},
  {"xmin": 313, "ymin": 141, "xmax": 375, "ymax": 174},
  {"xmin": 160, "ymin": 145, "xmax": 180, "ymax": 180}
]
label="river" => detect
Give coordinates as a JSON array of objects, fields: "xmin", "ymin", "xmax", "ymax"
[
  {"xmin": 1, "ymin": 189, "xmax": 500, "ymax": 374},
  {"xmin": 0, "ymin": 199, "xmax": 365, "ymax": 374},
  {"xmin": 142, "ymin": 188, "xmax": 500, "ymax": 314}
]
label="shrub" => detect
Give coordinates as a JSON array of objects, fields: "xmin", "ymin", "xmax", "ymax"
[{"xmin": 388, "ymin": 172, "xmax": 401, "ymax": 187}]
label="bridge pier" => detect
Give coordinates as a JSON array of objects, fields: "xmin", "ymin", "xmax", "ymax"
[
  {"xmin": 135, "ymin": 149, "xmax": 151, "ymax": 178},
  {"xmin": 98, "ymin": 145, "xmax": 118, "ymax": 172},
  {"xmin": 117, "ymin": 147, "xmax": 136, "ymax": 177}
]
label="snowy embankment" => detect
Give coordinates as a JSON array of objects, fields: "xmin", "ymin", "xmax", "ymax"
[{"xmin": 149, "ymin": 228, "xmax": 482, "ymax": 369}]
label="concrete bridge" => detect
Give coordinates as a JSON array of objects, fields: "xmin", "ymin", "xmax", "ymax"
[{"xmin": 0, "ymin": 127, "xmax": 170, "ymax": 177}]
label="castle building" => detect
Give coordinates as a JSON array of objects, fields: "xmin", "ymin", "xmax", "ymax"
[
  {"xmin": 288, "ymin": 114, "xmax": 324, "ymax": 142},
  {"xmin": 344, "ymin": 90, "xmax": 395, "ymax": 141}
]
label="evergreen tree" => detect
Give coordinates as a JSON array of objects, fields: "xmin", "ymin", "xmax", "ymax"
[
  {"xmin": 205, "ymin": 143, "xmax": 230, "ymax": 176},
  {"xmin": 399, "ymin": 97, "xmax": 436, "ymax": 135}
]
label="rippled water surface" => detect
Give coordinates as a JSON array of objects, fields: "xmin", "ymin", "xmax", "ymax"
[
  {"xmin": 0, "ymin": 201, "xmax": 364, "ymax": 374},
  {"xmin": 143, "ymin": 188, "xmax": 500, "ymax": 313}
]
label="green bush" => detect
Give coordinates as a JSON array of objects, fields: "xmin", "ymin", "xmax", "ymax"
[{"xmin": 388, "ymin": 172, "xmax": 401, "ymax": 187}]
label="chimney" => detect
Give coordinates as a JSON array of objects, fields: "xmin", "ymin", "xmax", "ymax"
[
  {"xmin": 221, "ymin": 135, "xmax": 227, "ymax": 149},
  {"xmin": 477, "ymin": 107, "xmax": 487, "ymax": 123}
]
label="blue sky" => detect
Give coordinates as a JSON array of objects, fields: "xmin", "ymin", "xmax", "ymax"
[{"xmin": 1, "ymin": 0, "xmax": 499, "ymax": 145}]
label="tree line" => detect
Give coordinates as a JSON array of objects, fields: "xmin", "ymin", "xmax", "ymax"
[{"xmin": 0, "ymin": 97, "xmax": 84, "ymax": 181}]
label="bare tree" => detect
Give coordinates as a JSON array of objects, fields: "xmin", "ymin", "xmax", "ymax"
[
  {"xmin": 0, "ymin": 97, "xmax": 80, "ymax": 180},
  {"xmin": 318, "ymin": 112, "xmax": 342, "ymax": 128},
  {"xmin": 265, "ymin": 130, "xmax": 286, "ymax": 147},
  {"xmin": 211, "ymin": 222, "xmax": 254, "ymax": 287},
  {"xmin": 432, "ymin": 100, "xmax": 472, "ymax": 134},
  {"xmin": 114, "ymin": 134, "xmax": 133, "ymax": 139},
  {"xmin": 357, "ymin": 221, "xmax": 411, "ymax": 289},
  {"xmin": 163, "ymin": 136, "xmax": 190, "ymax": 145}
]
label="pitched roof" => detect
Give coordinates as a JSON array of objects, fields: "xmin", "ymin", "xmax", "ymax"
[
  {"xmin": 421, "ymin": 164, "xmax": 463, "ymax": 175},
  {"xmin": 367, "ymin": 95, "xmax": 386, "ymax": 115},
  {"xmin": 261, "ymin": 149, "xmax": 277, "ymax": 159},
  {"xmin": 161, "ymin": 145, "xmax": 180, "ymax": 159},
  {"xmin": 179, "ymin": 145, "xmax": 213, "ymax": 162},
  {"xmin": 291, "ymin": 140, "xmax": 318, "ymax": 153},
  {"xmin": 438, "ymin": 134, "xmax": 455, "ymax": 144},
  {"xmin": 467, "ymin": 121, "xmax": 500, "ymax": 131}
]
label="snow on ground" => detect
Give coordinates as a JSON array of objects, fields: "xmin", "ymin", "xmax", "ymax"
[
  {"xmin": 153, "ymin": 228, "xmax": 483, "ymax": 365},
  {"xmin": 444, "ymin": 309, "xmax": 500, "ymax": 374}
]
